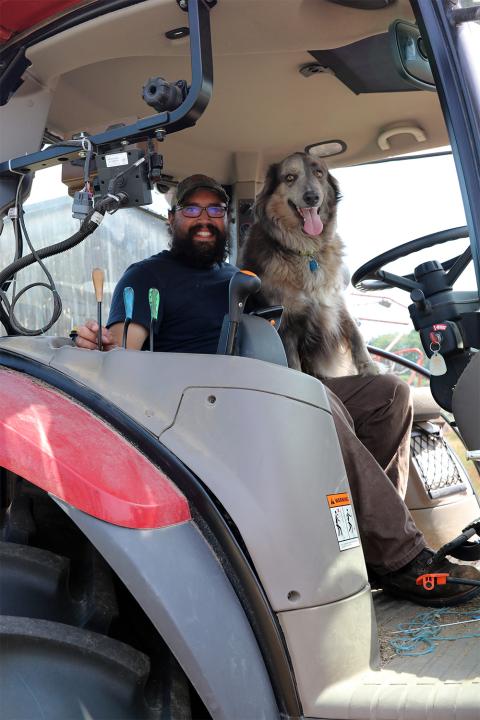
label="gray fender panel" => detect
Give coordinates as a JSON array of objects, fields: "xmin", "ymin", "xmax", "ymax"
[{"xmin": 55, "ymin": 502, "xmax": 279, "ymax": 720}]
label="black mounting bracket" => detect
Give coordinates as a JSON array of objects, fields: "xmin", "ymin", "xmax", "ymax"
[
  {"xmin": 176, "ymin": 0, "xmax": 217, "ymax": 10},
  {"xmin": 0, "ymin": 0, "xmax": 214, "ymax": 175}
]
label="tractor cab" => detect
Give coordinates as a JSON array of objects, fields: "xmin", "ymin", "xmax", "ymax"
[{"xmin": 1, "ymin": 1, "xmax": 480, "ymax": 719}]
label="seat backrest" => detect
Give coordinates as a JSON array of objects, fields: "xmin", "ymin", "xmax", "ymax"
[
  {"xmin": 217, "ymin": 313, "xmax": 288, "ymax": 366},
  {"xmin": 452, "ymin": 351, "xmax": 480, "ymax": 452}
]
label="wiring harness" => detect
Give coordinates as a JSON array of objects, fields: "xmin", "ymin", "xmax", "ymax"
[{"xmin": 0, "ymin": 142, "xmax": 145, "ymax": 335}]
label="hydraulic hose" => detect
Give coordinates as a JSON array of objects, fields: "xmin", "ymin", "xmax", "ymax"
[
  {"xmin": 0, "ymin": 194, "xmax": 121, "ymax": 335},
  {"xmin": 0, "ymin": 203, "xmax": 107, "ymax": 289}
]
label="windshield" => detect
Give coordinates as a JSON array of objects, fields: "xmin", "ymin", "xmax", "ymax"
[
  {"xmin": 0, "ymin": 148, "xmax": 473, "ymax": 361},
  {"xmin": 335, "ymin": 150, "xmax": 473, "ymax": 344},
  {"xmin": 331, "ymin": 151, "xmax": 472, "ymax": 382}
]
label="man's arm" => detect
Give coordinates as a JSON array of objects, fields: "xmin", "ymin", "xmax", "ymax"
[
  {"xmin": 75, "ymin": 319, "xmax": 148, "ymax": 351},
  {"xmin": 109, "ymin": 321, "xmax": 148, "ymax": 349}
]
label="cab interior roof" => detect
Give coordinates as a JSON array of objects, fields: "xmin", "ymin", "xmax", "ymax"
[{"xmin": 5, "ymin": 0, "xmax": 449, "ymax": 182}]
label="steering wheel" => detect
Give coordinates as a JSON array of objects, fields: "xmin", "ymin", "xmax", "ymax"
[{"xmin": 351, "ymin": 226, "xmax": 471, "ymax": 292}]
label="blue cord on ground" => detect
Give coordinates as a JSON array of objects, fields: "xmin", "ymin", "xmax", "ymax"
[{"xmin": 389, "ymin": 607, "xmax": 480, "ymax": 656}]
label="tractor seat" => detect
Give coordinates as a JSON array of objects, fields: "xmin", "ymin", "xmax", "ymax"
[{"xmin": 411, "ymin": 385, "xmax": 443, "ymax": 422}]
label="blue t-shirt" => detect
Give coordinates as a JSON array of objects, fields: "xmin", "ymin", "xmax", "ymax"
[{"xmin": 107, "ymin": 250, "xmax": 238, "ymax": 353}]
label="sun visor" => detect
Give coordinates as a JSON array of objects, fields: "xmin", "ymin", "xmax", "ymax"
[{"xmin": 308, "ymin": 33, "xmax": 420, "ymax": 94}]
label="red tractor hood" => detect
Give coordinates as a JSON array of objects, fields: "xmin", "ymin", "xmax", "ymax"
[{"xmin": 0, "ymin": 0, "xmax": 86, "ymax": 42}]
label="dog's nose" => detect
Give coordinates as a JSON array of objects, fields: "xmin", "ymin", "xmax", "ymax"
[{"xmin": 303, "ymin": 191, "xmax": 320, "ymax": 207}]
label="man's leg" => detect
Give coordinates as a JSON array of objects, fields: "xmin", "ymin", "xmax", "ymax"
[
  {"xmin": 327, "ymin": 387, "xmax": 480, "ymax": 604},
  {"xmin": 324, "ymin": 374, "xmax": 413, "ymax": 498},
  {"xmin": 325, "ymin": 387, "xmax": 424, "ymax": 573}
]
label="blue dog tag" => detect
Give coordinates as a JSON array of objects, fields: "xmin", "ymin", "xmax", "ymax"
[{"xmin": 309, "ymin": 258, "xmax": 318, "ymax": 272}]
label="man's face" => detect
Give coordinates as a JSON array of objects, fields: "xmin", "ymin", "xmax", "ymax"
[{"xmin": 168, "ymin": 188, "xmax": 228, "ymax": 268}]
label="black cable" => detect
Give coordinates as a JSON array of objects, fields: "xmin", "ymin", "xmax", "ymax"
[
  {"xmin": 0, "ymin": 147, "xmax": 130, "ymax": 336},
  {"xmin": 1, "ymin": 173, "xmax": 25, "ymax": 293},
  {"xmin": 5, "ymin": 207, "xmax": 63, "ymax": 335},
  {"xmin": 0, "ymin": 196, "xmax": 113, "ymax": 289},
  {"xmin": 0, "ymin": 197, "xmax": 112, "ymax": 335},
  {"xmin": 1, "ymin": 173, "xmax": 28, "ymax": 333},
  {"xmin": 107, "ymin": 156, "xmax": 145, "ymax": 189}
]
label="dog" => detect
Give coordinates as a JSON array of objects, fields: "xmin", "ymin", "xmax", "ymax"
[{"xmin": 238, "ymin": 152, "xmax": 378, "ymax": 378}]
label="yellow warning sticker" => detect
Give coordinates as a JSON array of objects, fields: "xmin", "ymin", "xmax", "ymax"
[
  {"xmin": 327, "ymin": 493, "xmax": 360, "ymax": 551},
  {"xmin": 327, "ymin": 492, "xmax": 351, "ymax": 508}
]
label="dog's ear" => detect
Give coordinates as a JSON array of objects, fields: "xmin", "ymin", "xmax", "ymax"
[
  {"xmin": 321, "ymin": 171, "xmax": 342, "ymax": 226},
  {"xmin": 254, "ymin": 163, "xmax": 279, "ymax": 221},
  {"xmin": 327, "ymin": 172, "xmax": 342, "ymax": 204}
]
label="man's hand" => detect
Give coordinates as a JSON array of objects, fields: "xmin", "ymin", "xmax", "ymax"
[{"xmin": 75, "ymin": 320, "xmax": 118, "ymax": 351}]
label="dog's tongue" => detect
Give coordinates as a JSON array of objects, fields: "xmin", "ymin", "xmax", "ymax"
[{"xmin": 300, "ymin": 207, "xmax": 323, "ymax": 236}]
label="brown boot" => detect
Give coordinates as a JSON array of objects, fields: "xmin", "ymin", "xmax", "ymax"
[{"xmin": 380, "ymin": 548, "xmax": 480, "ymax": 607}]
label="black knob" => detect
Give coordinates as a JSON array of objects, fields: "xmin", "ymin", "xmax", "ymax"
[
  {"xmin": 410, "ymin": 288, "xmax": 426, "ymax": 309},
  {"xmin": 410, "ymin": 288, "xmax": 432, "ymax": 313},
  {"xmin": 142, "ymin": 77, "xmax": 185, "ymax": 113},
  {"xmin": 414, "ymin": 260, "xmax": 443, "ymax": 279}
]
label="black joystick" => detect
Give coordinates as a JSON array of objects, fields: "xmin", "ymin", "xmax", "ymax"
[{"xmin": 225, "ymin": 270, "xmax": 261, "ymax": 355}]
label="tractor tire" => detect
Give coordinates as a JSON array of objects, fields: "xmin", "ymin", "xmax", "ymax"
[
  {"xmin": 0, "ymin": 476, "xmax": 194, "ymax": 719},
  {"xmin": 0, "ymin": 616, "xmax": 169, "ymax": 719},
  {"xmin": 0, "ymin": 541, "xmax": 117, "ymax": 631}
]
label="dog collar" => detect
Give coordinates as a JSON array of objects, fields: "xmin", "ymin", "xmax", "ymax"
[
  {"xmin": 271, "ymin": 239, "xmax": 319, "ymax": 271},
  {"xmin": 293, "ymin": 248, "xmax": 319, "ymax": 272}
]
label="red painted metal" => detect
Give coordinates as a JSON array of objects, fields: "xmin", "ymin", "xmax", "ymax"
[
  {"xmin": 0, "ymin": 368, "xmax": 191, "ymax": 528},
  {"xmin": 0, "ymin": 0, "xmax": 85, "ymax": 42}
]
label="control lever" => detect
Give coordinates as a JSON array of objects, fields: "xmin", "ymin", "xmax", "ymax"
[
  {"xmin": 122, "ymin": 287, "xmax": 134, "ymax": 348},
  {"xmin": 148, "ymin": 288, "xmax": 160, "ymax": 352},
  {"xmin": 429, "ymin": 517, "xmax": 480, "ymax": 563},
  {"xmin": 91, "ymin": 268, "xmax": 105, "ymax": 350},
  {"xmin": 410, "ymin": 288, "xmax": 431, "ymax": 313},
  {"xmin": 225, "ymin": 270, "xmax": 261, "ymax": 355}
]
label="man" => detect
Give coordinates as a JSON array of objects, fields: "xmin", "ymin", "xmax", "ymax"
[{"xmin": 76, "ymin": 174, "xmax": 480, "ymax": 606}]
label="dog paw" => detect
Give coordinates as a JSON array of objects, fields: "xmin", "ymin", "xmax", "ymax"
[{"xmin": 358, "ymin": 362, "xmax": 380, "ymax": 377}]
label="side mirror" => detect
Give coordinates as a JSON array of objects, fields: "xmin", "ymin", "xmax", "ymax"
[{"xmin": 389, "ymin": 20, "xmax": 436, "ymax": 91}]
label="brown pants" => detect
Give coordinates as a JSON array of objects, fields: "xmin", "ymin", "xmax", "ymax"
[{"xmin": 323, "ymin": 374, "xmax": 426, "ymax": 574}]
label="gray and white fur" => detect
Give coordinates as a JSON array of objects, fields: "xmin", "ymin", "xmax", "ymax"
[{"xmin": 238, "ymin": 152, "xmax": 377, "ymax": 379}]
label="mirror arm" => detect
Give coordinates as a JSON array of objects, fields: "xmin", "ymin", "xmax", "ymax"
[{"xmin": 0, "ymin": 0, "xmax": 214, "ymax": 174}]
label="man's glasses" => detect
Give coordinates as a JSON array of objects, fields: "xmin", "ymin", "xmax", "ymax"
[{"xmin": 176, "ymin": 204, "xmax": 227, "ymax": 219}]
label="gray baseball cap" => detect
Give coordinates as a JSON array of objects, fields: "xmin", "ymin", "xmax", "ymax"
[{"xmin": 173, "ymin": 174, "xmax": 229, "ymax": 206}]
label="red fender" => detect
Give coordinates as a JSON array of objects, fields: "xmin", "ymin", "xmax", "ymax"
[{"xmin": 0, "ymin": 368, "xmax": 190, "ymax": 529}]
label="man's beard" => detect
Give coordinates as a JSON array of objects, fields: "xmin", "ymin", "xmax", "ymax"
[{"xmin": 170, "ymin": 223, "xmax": 228, "ymax": 269}]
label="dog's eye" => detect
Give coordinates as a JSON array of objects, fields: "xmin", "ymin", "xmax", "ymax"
[
  {"xmin": 314, "ymin": 168, "xmax": 324, "ymax": 178},
  {"xmin": 285, "ymin": 174, "xmax": 296, "ymax": 183}
]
